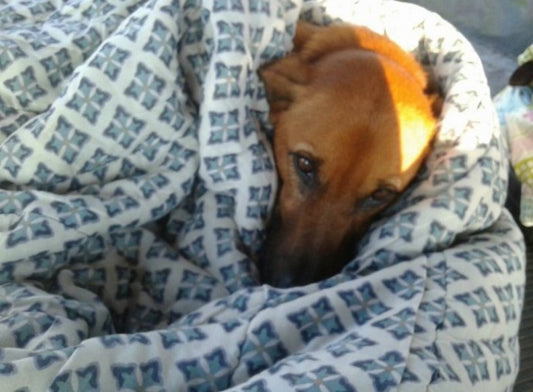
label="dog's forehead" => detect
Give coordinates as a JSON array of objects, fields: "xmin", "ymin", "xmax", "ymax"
[
  {"xmin": 303, "ymin": 70, "xmax": 434, "ymax": 176},
  {"xmin": 275, "ymin": 50, "xmax": 435, "ymax": 193},
  {"xmin": 283, "ymin": 100, "xmax": 430, "ymax": 194}
]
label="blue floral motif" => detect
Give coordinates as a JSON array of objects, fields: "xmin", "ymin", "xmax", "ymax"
[
  {"xmin": 51, "ymin": 198, "xmax": 99, "ymax": 229},
  {"xmin": 177, "ymin": 348, "xmax": 233, "ymax": 391},
  {"xmin": 159, "ymin": 92, "xmax": 187, "ymax": 131},
  {"xmin": 7, "ymin": 209, "xmax": 54, "ymax": 247},
  {"xmin": 112, "ymin": 364, "xmax": 139, "ymax": 390},
  {"xmin": 378, "ymin": 211, "xmax": 418, "ymax": 242},
  {"xmin": 219, "ymin": 260, "xmax": 255, "ymax": 292},
  {"xmin": 260, "ymin": 28, "xmax": 284, "ymax": 60},
  {"xmin": 133, "ymin": 132, "xmax": 169, "ymax": 162},
  {"xmin": 249, "ymin": 141, "xmax": 274, "ymax": 173},
  {"xmin": 80, "ymin": 148, "xmax": 118, "ymax": 181},
  {"xmin": 424, "ymin": 220, "xmax": 455, "ymax": 252},
  {"xmin": 176, "ymin": 270, "xmax": 217, "ymax": 301},
  {"xmin": 326, "ymin": 332, "xmax": 376, "ymax": 358},
  {"xmin": 213, "ymin": 0, "xmax": 244, "ymax": 12},
  {"xmin": 144, "ymin": 20, "xmax": 177, "ymax": 66},
  {"xmin": 455, "ymin": 288, "xmax": 500, "ymax": 327},
  {"xmin": 452, "ymin": 341, "xmax": 490, "ymax": 384},
  {"xmin": 73, "ymin": 27, "xmax": 103, "ymax": 59},
  {"xmin": 283, "ymin": 365, "xmax": 356, "ymax": 392},
  {"xmin": 372, "ymin": 308, "xmax": 416, "ymax": 340},
  {"xmin": 67, "ymin": 78, "xmax": 111, "ymax": 124},
  {"xmin": 479, "ymin": 157, "xmax": 506, "ymax": 204},
  {"xmin": 215, "ymin": 191, "xmax": 236, "ymax": 218},
  {"xmin": 76, "ymin": 364, "xmax": 100, "ymax": 391},
  {"xmin": 0, "ymin": 362, "xmax": 17, "ymax": 376},
  {"xmin": 90, "ymin": 43, "xmax": 130, "ymax": 80},
  {"xmin": 4, "ymin": 66, "xmax": 46, "ymax": 106},
  {"xmin": 247, "ymin": 185, "xmax": 271, "ymax": 219},
  {"xmin": 287, "ymin": 297, "xmax": 344, "ymax": 343},
  {"xmin": 214, "ymin": 227, "xmax": 233, "ymax": 256},
  {"xmin": 483, "ymin": 336, "xmax": 512, "ymax": 379},
  {"xmin": 204, "ymin": 154, "xmax": 240, "ymax": 183},
  {"xmin": 181, "ymin": 236, "xmax": 210, "ymax": 268},
  {"xmin": 412, "ymin": 345, "xmax": 460, "ymax": 383},
  {"xmin": 110, "ymin": 229, "xmax": 143, "ymax": 263},
  {"xmin": 249, "ymin": 0, "xmax": 270, "ymax": 15},
  {"xmin": 208, "ymin": 109, "xmax": 240, "ymax": 144},
  {"xmin": 50, "ymin": 372, "xmax": 73, "ymax": 392},
  {"xmin": 216, "ymin": 21, "xmax": 245, "ymax": 53},
  {"xmin": 353, "ymin": 351, "xmax": 405, "ymax": 391},
  {"xmin": 431, "ymin": 186, "xmax": 472, "ymax": 219},
  {"xmin": 0, "ymin": 39, "xmax": 26, "ymax": 72},
  {"xmin": 104, "ymin": 190, "xmax": 140, "ymax": 217},
  {"xmin": 493, "ymin": 284, "xmax": 517, "ymax": 322},
  {"xmin": 214, "ymin": 62, "xmax": 242, "ymax": 98},
  {"xmin": 241, "ymin": 380, "xmax": 270, "ymax": 392},
  {"xmin": 489, "ymin": 243, "xmax": 522, "ymax": 274},
  {"xmin": 164, "ymin": 142, "xmax": 197, "ymax": 172},
  {"xmin": 383, "ymin": 270, "xmax": 422, "ymax": 300},
  {"xmin": 30, "ymin": 163, "xmax": 68, "ymax": 191},
  {"xmin": 46, "ymin": 116, "xmax": 89, "ymax": 164},
  {"xmin": 248, "ymin": 27, "xmax": 264, "ymax": 58},
  {"xmin": 135, "ymin": 173, "xmax": 170, "ymax": 199},
  {"xmin": 0, "ymin": 191, "xmax": 35, "ymax": 214},
  {"xmin": 432, "ymin": 155, "xmax": 468, "ymax": 186},
  {"xmin": 125, "ymin": 63, "xmax": 166, "ymax": 109},
  {"xmin": 41, "ymin": 48, "xmax": 73, "ymax": 87},
  {"xmin": 338, "ymin": 283, "xmax": 390, "ymax": 325},
  {"xmin": 0, "ymin": 135, "xmax": 33, "ymax": 177},
  {"xmin": 104, "ymin": 105, "xmax": 145, "ymax": 148},
  {"xmin": 241, "ymin": 321, "xmax": 288, "ymax": 375},
  {"xmin": 454, "ymin": 249, "xmax": 503, "ymax": 276}
]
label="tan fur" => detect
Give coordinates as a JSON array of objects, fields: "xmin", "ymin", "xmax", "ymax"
[{"xmin": 258, "ymin": 21, "xmax": 441, "ymax": 287}]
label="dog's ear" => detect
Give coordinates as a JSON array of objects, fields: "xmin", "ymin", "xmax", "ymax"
[
  {"xmin": 258, "ymin": 21, "xmax": 320, "ymax": 124},
  {"xmin": 259, "ymin": 55, "xmax": 309, "ymax": 124},
  {"xmin": 293, "ymin": 21, "xmax": 321, "ymax": 52},
  {"xmin": 509, "ymin": 60, "xmax": 533, "ymax": 86}
]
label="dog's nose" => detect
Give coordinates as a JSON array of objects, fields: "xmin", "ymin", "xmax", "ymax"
[{"xmin": 257, "ymin": 252, "xmax": 300, "ymax": 288}]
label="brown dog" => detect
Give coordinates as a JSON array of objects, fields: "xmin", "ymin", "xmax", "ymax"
[{"xmin": 258, "ymin": 21, "xmax": 441, "ymax": 287}]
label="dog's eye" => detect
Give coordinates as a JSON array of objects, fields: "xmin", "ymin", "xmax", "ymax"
[
  {"xmin": 296, "ymin": 155, "xmax": 315, "ymax": 174},
  {"xmin": 371, "ymin": 188, "xmax": 397, "ymax": 203},
  {"xmin": 360, "ymin": 187, "xmax": 398, "ymax": 210},
  {"xmin": 291, "ymin": 152, "xmax": 319, "ymax": 187}
]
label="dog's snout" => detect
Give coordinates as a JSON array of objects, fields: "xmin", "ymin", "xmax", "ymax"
[
  {"xmin": 258, "ymin": 235, "xmax": 313, "ymax": 288},
  {"xmin": 258, "ymin": 244, "xmax": 300, "ymax": 288},
  {"xmin": 257, "ymin": 200, "xmax": 362, "ymax": 287},
  {"xmin": 259, "ymin": 265, "xmax": 295, "ymax": 288},
  {"xmin": 258, "ymin": 225, "xmax": 356, "ymax": 288}
]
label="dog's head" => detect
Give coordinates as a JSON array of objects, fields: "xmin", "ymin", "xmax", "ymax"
[{"xmin": 258, "ymin": 22, "xmax": 441, "ymax": 287}]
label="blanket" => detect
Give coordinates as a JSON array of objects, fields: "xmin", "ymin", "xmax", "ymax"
[{"xmin": 0, "ymin": 0, "xmax": 525, "ymax": 391}]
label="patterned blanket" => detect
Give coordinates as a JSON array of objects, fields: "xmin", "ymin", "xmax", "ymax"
[{"xmin": 0, "ymin": 0, "xmax": 525, "ymax": 391}]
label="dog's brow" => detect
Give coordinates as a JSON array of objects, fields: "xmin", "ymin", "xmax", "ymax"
[{"xmin": 292, "ymin": 142, "xmax": 316, "ymax": 156}]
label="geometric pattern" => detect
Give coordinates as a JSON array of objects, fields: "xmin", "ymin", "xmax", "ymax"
[{"xmin": 0, "ymin": 0, "xmax": 524, "ymax": 391}]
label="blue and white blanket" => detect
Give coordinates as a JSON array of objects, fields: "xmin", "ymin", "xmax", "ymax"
[{"xmin": 0, "ymin": 0, "xmax": 525, "ymax": 391}]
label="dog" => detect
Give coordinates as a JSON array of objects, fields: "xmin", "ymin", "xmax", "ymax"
[{"xmin": 257, "ymin": 21, "xmax": 441, "ymax": 287}]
